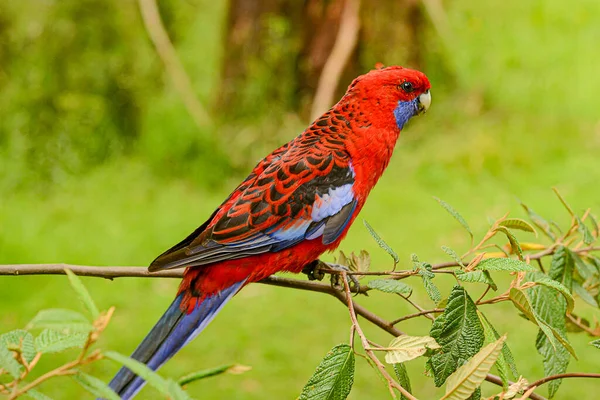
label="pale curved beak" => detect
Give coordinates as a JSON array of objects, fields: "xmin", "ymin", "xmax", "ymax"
[{"xmin": 417, "ymin": 90, "xmax": 431, "ymax": 115}]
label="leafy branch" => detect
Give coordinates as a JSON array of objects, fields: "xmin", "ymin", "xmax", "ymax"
[{"xmin": 2, "ymin": 189, "xmax": 600, "ymax": 399}]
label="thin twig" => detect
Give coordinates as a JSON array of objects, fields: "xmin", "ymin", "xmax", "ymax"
[
  {"xmin": 10, "ymin": 351, "xmax": 102, "ymax": 399},
  {"xmin": 399, "ymin": 294, "xmax": 435, "ymax": 320},
  {"xmin": 137, "ymin": 0, "xmax": 211, "ymax": 128},
  {"xmin": 390, "ymin": 308, "xmax": 444, "ymax": 326},
  {"xmin": 341, "ymin": 273, "xmax": 416, "ymax": 400},
  {"xmin": 527, "ymin": 372, "xmax": 600, "ymax": 391}
]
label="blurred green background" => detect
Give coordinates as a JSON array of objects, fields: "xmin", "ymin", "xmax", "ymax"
[{"xmin": 1, "ymin": 0, "xmax": 599, "ymax": 398}]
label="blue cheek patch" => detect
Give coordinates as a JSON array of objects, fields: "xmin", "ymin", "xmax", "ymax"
[{"xmin": 393, "ymin": 99, "xmax": 418, "ymax": 130}]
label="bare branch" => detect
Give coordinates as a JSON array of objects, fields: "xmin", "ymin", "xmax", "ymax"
[
  {"xmin": 138, "ymin": 0, "xmax": 211, "ymax": 128},
  {"xmin": 527, "ymin": 372, "xmax": 600, "ymax": 391},
  {"xmin": 310, "ymin": 0, "xmax": 361, "ymax": 120}
]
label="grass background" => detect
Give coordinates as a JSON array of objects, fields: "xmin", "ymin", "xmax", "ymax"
[{"xmin": 1, "ymin": 0, "xmax": 600, "ymax": 398}]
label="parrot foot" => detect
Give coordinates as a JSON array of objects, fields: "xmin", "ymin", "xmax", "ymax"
[{"xmin": 302, "ymin": 260, "xmax": 360, "ymax": 292}]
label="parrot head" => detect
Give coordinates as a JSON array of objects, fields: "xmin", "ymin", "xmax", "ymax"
[{"xmin": 344, "ymin": 65, "xmax": 431, "ymax": 130}]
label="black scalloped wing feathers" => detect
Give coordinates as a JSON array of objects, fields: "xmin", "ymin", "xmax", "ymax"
[{"xmin": 149, "ymin": 131, "xmax": 356, "ymax": 272}]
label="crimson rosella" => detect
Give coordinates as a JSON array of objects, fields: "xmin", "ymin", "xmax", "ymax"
[{"xmin": 109, "ymin": 66, "xmax": 431, "ymax": 398}]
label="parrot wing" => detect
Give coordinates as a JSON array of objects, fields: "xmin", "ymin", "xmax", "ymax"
[{"xmin": 149, "ymin": 152, "xmax": 356, "ymax": 271}]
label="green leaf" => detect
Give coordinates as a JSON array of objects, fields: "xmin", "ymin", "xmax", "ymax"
[
  {"xmin": 441, "ymin": 246, "xmax": 465, "ymax": 267},
  {"xmin": 24, "ymin": 389, "xmax": 54, "ymax": 400},
  {"xmin": 576, "ymin": 216, "xmax": 595, "ymax": 245},
  {"xmin": 0, "ymin": 329, "xmax": 36, "ymax": 363},
  {"xmin": 573, "ymin": 281, "xmax": 598, "ymax": 307},
  {"xmin": 590, "ymin": 339, "xmax": 600, "ymax": 349},
  {"xmin": 299, "ymin": 344, "xmax": 354, "ymax": 400},
  {"xmin": 520, "ymin": 202, "xmax": 555, "ymax": 240},
  {"xmin": 72, "ymin": 371, "xmax": 120, "ymax": 400},
  {"xmin": 475, "ymin": 258, "xmax": 535, "ymax": 272},
  {"xmin": 493, "ymin": 226, "xmax": 524, "ymax": 260},
  {"xmin": 498, "ymin": 218, "xmax": 537, "ymax": 235},
  {"xmin": 455, "ymin": 271, "xmax": 497, "ymax": 291},
  {"xmin": 104, "ymin": 351, "xmax": 190, "ymax": 399},
  {"xmin": 27, "ymin": 309, "xmax": 93, "ymax": 333},
  {"xmin": 549, "ymin": 246, "xmax": 574, "ymax": 291},
  {"xmin": 572, "ymin": 253, "xmax": 596, "ymax": 281},
  {"xmin": 477, "ymin": 311, "xmax": 518, "ymax": 387},
  {"xmin": 178, "ymin": 364, "xmax": 251, "ymax": 386},
  {"xmin": 384, "ymin": 335, "xmax": 441, "ymax": 364},
  {"xmin": 363, "ymin": 220, "xmax": 399, "ymax": 265},
  {"xmin": 35, "ymin": 329, "xmax": 88, "ymax": 354},
  {"xmin": 367, "ymin": 279, "xmax": 412, "ymax": 296},
  {"xmin": 65, "ymin": 269, "xmax": 100, "ymax": 318},
  {"xmin": 434, "ymin": 197, "xmax": 473, "ymax": 242},
  {"xmin": 526, "ymin": 271, "xmax": 575, "ymax": 313},
  {"xmin": 429, "ymin": 286, "xmax": 485, "ymax": 386},
  {"xmin": 0, "ymin": 340, "xmax": 23, "ymax": 378},
  {"xmin": 509, "ymin": 287, "xmax": 576, "ymax": 358},
  {"xmin": 393, "ymin": 363, "xmax": 412, "ymax": 400},
  {"xmin": 417, "ymin": 263, "xmax": 441, "ymax": 303},
  {"xmin": 529, "ymin": 283, "xmax": 571, "ymax": 398},
  {"xmin": 441, "ymin": 335, "xmax": 507, "ymax": 400}
]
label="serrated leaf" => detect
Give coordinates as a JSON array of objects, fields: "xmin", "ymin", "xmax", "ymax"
[
  {"xmin": 529, "ymin": 282, "xmax": 571, "ymax": 398},
  {"xmin": 299, "ymin": 344, "xmax": 354, "ymax": 400},
  {"xmin": 178, "ymin": 364, "xmax": 251, "ymax": 386},
  {"xmin": 367, "ymin": 279, "xmax": 412, "ymax": 296},
  {"xmin": 429, "ymin": 286, "xmax": 485, "ymax": 386},
  {"xmin": 576, "ymin": 216, "xmax": 595, "ymax": 245},
  {"xmin": 35, "ymin": 329, "xmax": 88, "ymax": 354},
  {"xmin": 441, "ymin": 335, "xmax": 507, "ymax": 400},
  {"xmin": 509, "ymin": 287, "xmax": 576, "ymax": 358},
  {"xmin": 442, "ymin": 246, "xmax": 465, "ymax": 267},
  {"xmin": 421, "ymin": 273, "xmax": 442, "ymax": 304},
  {"xmin": 434, "ymin": 197, "xmax": 473, "ymax": 241},
  {"xmin": 24, "ymin": 389, "xmax": 54, "ymax": 400},
  {"xmin": 493, "ymin": 226, "xmax": 524, "ymax": 260},
  {"xmin": 498, "ymin": 218, "xmax": 537, "ymax": 235},
  {"xmin": 27, "ymin": 309, "xmax": 93, "ymax": 333},
  {"xmin": 477, "ymin": 311, "xmax": 518, "ymax": 387},
  {"xmin": 0, "ymin": 329, "xmax": 36, "ymax": 363},
  {"xmin": 0, "ymin": 341, "xmax": 23, "ymax": 378},
  {"xmin": 384, "ymin": 335, "xmax": 441, "ymax": 364},
  {"xmin": 527, "ymin": 271, "xmax": 575, "ymax": 313},
  {"xmin": 393, "ymin": 363, "xmax": 412, "ymax": 400},
  {"xmin": 65, "ymin": 269, "xmax": 100, "ymax": 318},
  {"xmin": 104, "ymin": 351, "xmax": 170, "ymax": 395},
  {"xmin": 363, "ymin": 220, "xmax": 399, "ymax": 265},
  {"xmin": 590, "ymin": 339, "xmax": 600, "ymax": 349},
  {"xmin": 520, "ymin": 202, "xmax": 555, "ymax": 240},
  {"xmin": 549, "ymin": 246, "xmax": 574, "ymax": 291},
  {"xmin": 572, "ymin": 253, "xmax": 596, "ymax": 281},
  {"xmin": 573, "ymin": 281, "xmax": 598, "ymax": 307},
  {"xmin": 455, "ymin": 271, "xmax": 497, "ymax": 291},
  {"xmin": 475, "ymin": 258, "xmax": 535, "ymax": 272},
  {"xmin": 72, "ymin": 371, "xmax": 120, "ymax": 400}
]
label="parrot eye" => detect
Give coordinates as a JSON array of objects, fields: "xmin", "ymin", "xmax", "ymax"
[{"xmin": 399, "ymin": 81, "xmax": 414, "ymax": 93}]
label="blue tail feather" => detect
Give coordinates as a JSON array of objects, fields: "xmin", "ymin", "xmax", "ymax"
[{"xmin": 108, "ymin": 280, "xmax": 246, "ymax": 399}]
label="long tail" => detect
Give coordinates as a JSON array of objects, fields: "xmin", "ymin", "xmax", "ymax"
[{"xmin": 108, "ymin": 280, "xmax": 246, "ymax": 399}]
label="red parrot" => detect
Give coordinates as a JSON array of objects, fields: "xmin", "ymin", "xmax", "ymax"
[{"xmin": 109, "ymin": 66, "xmax": 431, "ymax": 398}]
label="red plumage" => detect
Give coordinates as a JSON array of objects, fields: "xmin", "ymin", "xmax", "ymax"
[{"xmin": 109, "ymin": 65, "xmax": 431, "ymax": 398}]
